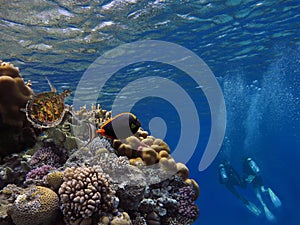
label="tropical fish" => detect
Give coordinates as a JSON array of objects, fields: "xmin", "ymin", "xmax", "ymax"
[{"xmin": 96, "ymin": 112, "xmax": 141, "ymax": 139}]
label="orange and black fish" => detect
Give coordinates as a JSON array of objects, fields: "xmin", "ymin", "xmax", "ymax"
[{"xmin": 96, "ymin": 112, "xmax": 141, "ymax": 139}]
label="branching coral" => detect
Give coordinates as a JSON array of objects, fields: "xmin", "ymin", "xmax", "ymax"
[
  {"xmin": 176, "ymin": 186, "xmax": 199, "ymax": 221},
  {"xmin": 29, "ymin": 139, "xmax": 68, "ymax": 168},
  {"xmin": 58, "ymin": 166, "xmax": 118, "ymax": 225},
  {"xmin": 26, "ymin": 165, "xmax": 56, "ymax": 180},
  {"xmin": 8, "ymin": 186, "xmax": 59, "ymax": 225}
]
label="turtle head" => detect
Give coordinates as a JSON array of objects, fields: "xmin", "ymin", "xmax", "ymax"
[{"xmin": 62, "ymin": 89, "xmax": 72, "ymax": 98}]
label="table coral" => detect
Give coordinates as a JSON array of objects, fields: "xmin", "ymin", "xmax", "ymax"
[
  {"xmin": 58, "ymin": 166, "xmax": 118, "ymax": 225},
  {"xmin": 8, "ymin": 186, "xmax": 59, "ymax": 225}
]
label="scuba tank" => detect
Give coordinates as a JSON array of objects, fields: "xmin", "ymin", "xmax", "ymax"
[
  {"xmin": 219, "ymin": 164, "xmax": 228, "ymax": 184},
  {"xmin": 246, "ymin": 158, "xmax": 260, "ymax": 175}
]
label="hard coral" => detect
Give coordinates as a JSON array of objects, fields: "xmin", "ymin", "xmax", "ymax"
[
  {"xmin": 58, "ymin": 166, "xmax": 117, "ymax": 225},
  {"xmin": 0, "ymin": 153, "xmax": 31, "ymax": 189},
  {"xmin": 113, "ymin": 133, "xmax": 171, "ymax": 167},
  {"xmin": 110, "ymin": 212, "xmax": 132, "ymax": 225},
  {"xmin": 177, "ymin": 186, "xmax": 199, "ymax": 221},
  {"xmin": 29, "ymin": 139, "xmax": 68, "ymax": 168},
  {"xmin": 8, "ymin": 186, "xmax": 59, "ymax": 225},
  {"xmin": 45, "ymin": 171, "xmax": 64, "ymax": 191},
  {"xmin": 26, "ymin": 165, "xmax": 55, "ymax": 179},
  {"xmin": 0, "ymin": 60, "xmax": 33, "ymax": 127},
  {"xmin": 0, "ymin": 60, "xmax": 37, "ymax": 157},
  {"xmin": 83, "ymin": 151, "xmax": 146, "ymax": 211}
]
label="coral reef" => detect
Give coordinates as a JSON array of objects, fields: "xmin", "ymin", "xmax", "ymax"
[
  {"xmin": 46, "ymin": 126, "xmax": 80, "ymax": 151},
  {"xmin": 0, "ymin": 60, "xmax": 33, "ymax": 127},
  {"xmin": 0, "ymin": 60, "xmax": 200, "ymax": 225},
  {"xmin": 0, "ymin": 184, "xmax": 23, "ymax": 225},
  {"xmin": 24, "ymin": 165, "xmax": 56, "ymax": 187},
  {"xmin": 29, "ymin": 139, "xmax": 68, "ymax": 168},
  {"xmin": 45, "ymin": 171, "xmax": 64, "ymax": 191},
  {"xmin": 0, "ymin": 60, "xmax": 38, "ymax": 157},
  {"xmin": 73, "ymin": 104, "xmax": 112, "ymax": 129},
  {"xmin": 177, "ymin": 186, "xmax": 199, "ymax": 220},
  {"xmin": 8, "ymin": 186, "xmax": 60, "ymax": 225},
  {"xmin": 134, "ymin": 175, "xmax": 199, "ymax": 225},
  {"xmin": 58, "ymin": 166, "xmax": 118, "ymax": 225},
  {"xmin": 113, "ymin": 134, "xmax": 172, "ymax": 168},
  {"xmin": 0, "ymin": 153, "xmax": 31, "ymax": 189},
  {"xmin": 110, "ymin": 212, "xmax": 132, "ymax": 225}
]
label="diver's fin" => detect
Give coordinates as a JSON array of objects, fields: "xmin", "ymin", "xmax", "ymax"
[
  {"xmin": 268, "ymin": 188, "xmax": 282, "ymax": 208},
  {"xmin": 263, "ymin": 205, "xmax": 276, "ymax": 221},
  {"xmin": 245, "ymin": 202, "xmax": 261, "ymax": 216}
]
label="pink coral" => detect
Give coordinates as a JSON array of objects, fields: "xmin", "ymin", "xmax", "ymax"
[{"xmin": 26, "ymin": 165, "xmax": 56, "ymax": 181}]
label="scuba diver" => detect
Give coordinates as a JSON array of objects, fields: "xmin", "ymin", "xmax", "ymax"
[
  {"xmin": 243, "ymin": 157, "xmax": 282, "ymax": 221},
  {"xmin": 218, "ymin": 161, "xmax": 262, "ymax": 216}
]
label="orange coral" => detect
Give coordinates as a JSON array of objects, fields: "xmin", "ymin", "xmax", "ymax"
[{"xmin": 0, "ymin": 60, "xmax": 33, "ymax": 127}]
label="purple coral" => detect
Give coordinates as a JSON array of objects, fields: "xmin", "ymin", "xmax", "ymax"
[
  {"xmin": 26, "ymin": 165, "xmax": 56, "ymax": 180},
  {"xmin": 29, "ymin": 139, "xmax": 67, "ymax": 167},
  {"xmin": 177, "ymin": 186, "xmax": 199, "ymax": 220}
]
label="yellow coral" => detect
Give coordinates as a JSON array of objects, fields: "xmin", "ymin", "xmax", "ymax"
[
  {"xmin": 176, "ymin": 163, "xmax": 190, "ymax": 181},
  {"xmin": 117, "ymin": 143, "xmax": 133, "ymax": 157},
  {"xmin": 159, "ymin": 157, "xmax": 177, "ymax": 172},
  {"xmin": 157, "ymin": 150, "xmax": 170, "ymax": 161},
  {"xmin": 129, "ymin": 157, "xmax": 145, "ymax": 166},
  {"xmin": 8, "ymin": 186, "xmax": 59, "ymax": 225},
  {"xmin": 45, "ymin": 171, "xmax": 64, "ymax": 191},
  {"xmin": 110, "ymin": 212, "xmax": 132, "ymax": 225},
  {"xmin": 142, "ymin": 147, "xmax": 158, "ymax": 165}
]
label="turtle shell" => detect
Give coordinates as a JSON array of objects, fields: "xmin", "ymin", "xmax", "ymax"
[{"xmin": 26, "ymin": 90, "xmax": 70, "ymax": 128}]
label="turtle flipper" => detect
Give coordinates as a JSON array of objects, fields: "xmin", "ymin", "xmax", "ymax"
[{"xmin": 46, "ymin": 77, "xmax": 56, "ymax": 92}]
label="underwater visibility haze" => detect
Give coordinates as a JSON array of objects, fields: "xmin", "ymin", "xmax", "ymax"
[{"xmin": 0, "ymin": 0, "xmax": 300, "ymax": 225}]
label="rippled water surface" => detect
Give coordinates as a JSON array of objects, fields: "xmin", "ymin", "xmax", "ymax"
[{"xmin": 1, "ymin": 0, "xmax": 300, "ymax": 88}]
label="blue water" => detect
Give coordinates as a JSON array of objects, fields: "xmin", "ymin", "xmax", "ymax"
[{"xmin": 1, "ymin": 0, "xmax": 300, "ymax": 224}]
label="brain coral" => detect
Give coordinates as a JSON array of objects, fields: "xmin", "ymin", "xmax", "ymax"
[
  {"xmin": 0, "ymin": 60, "xmax": 33, "ymax": 127},
  {"xmin": 58, "ymin": 166, "xmax": 117, "ymax": 225},
  {"xmin": 8, "ymin": 186, "xmax": 59, "ymax": 225}
]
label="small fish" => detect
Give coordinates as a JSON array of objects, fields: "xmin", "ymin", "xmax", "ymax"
[{"xmin": 96, "ymin": 112, "xmax": 141, "ymax": 139}]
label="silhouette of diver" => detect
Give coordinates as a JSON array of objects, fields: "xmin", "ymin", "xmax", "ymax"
[
  {"xmin": 243, "ymin": 157, "xmax": 282, "ymax": 221},
  {"xmin": 218, "ymin": 158, "xmax": 282, "ymax": 220},
  {"xmin": 218, "ymin": 161, "xmax": 261, "ymax": 216}
]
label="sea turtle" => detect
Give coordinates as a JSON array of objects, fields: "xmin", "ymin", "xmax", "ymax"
[{"xmin": 25, "ymin": 78, "xmax": 72, "ymax": 128}]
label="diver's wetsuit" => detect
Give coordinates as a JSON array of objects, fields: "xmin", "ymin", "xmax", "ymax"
[
  {"xmin": 243, "ymin": 157, "xmax": 277, "ymax": 221},
  {"xmin": 243, "ymin": 158, "xmax": 263, "ymax": 188},
  {"xmin": 219, "ymin": 162, "xmax": 248, "ymax": 204}
]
